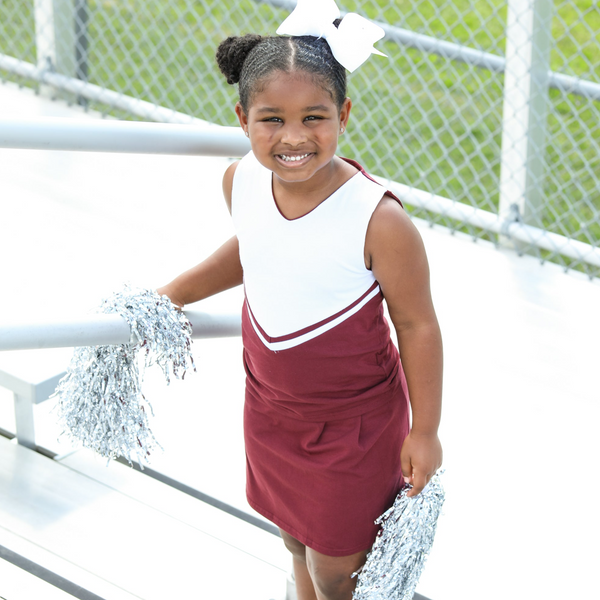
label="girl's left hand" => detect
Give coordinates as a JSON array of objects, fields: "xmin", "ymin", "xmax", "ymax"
[{"xmin": 400, "ymin": 430, "xmax": 443, "ymax": 497}]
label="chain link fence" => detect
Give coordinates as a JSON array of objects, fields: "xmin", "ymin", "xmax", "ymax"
[{"xmin": 1, "ymin": 0, "xmax": 599, "ymax": 278}]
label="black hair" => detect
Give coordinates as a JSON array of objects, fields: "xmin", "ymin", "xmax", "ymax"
[{"xmin": 216, "ymin": 23, "xmax": 347, "ymax": 113}]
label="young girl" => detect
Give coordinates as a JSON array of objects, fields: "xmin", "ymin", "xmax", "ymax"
[{"xmin": 158, "ymin": 9, "xmax": 443, "ymax": 600}]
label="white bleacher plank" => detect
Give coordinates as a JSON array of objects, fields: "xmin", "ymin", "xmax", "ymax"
[
  {"xmin": 58, "ymin": 448, "xmax": 289, "ymax": 573},
  {"xmin": 0, "ymin": 527, "xmax": 141, "ymax": 600},
  {"xmin": 0, "ymin": 557, "xmax": 76, "ymax": 600},
  {"xmin": 0, "ymin": 437, "xmax": 286, "ymax": 600}
]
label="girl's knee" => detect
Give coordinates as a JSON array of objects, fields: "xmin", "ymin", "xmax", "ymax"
[
  {"xmin": 310, "ymin": 571, "xmax": 354, "ymax": 600},
  {"xmin": 279, "ymin": 529, "xmax": 307, "ymax": 561},
  {"xmin": 306, "ymin": 549, "xmax": 367, "ymax": 600}
]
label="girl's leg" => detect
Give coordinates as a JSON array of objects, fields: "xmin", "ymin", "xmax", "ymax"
[
  {"xmin": 279, "ymin": 529, "xmax": 318, "ymax": 600},
  {"xmin": 279, "ymin": 528, "xmax": 369, "ymax": 600},
  {"xmin": 305, "ymin": 546, "xmax": 369, "ymax": 600}
]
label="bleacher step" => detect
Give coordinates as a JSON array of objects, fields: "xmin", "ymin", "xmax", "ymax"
[{"xmin": 0, "ymin": 436, "xmax": 288, "ymax": 600}]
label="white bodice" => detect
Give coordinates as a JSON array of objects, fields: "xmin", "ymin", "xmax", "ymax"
[{"xmin": 231, "ymin": 152, "xmax": 386, "ymax": 348}]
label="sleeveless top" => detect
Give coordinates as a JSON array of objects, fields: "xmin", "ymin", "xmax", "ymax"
[{"xmin": 232, "ymin": 151, "xmax": 406, "ymax": 422}]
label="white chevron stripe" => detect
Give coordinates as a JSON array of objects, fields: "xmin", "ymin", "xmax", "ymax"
[{"xmin": 249, "ymin": 285, "xmax": 381, "ymax": 351}]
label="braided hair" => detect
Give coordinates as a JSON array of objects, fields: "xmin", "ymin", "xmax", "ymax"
[{"xmin": 216, "ymin": 24, "xmax": 347, "ymax": 113}]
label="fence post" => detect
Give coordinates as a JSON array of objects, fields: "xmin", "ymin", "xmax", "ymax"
[
  {"xmin": 498, "ymin": 0, "xmax": 553, "ymax": 248},
  {"xmin": 33, "ymin": 0, "xmax": 77, "ymax": 98}
]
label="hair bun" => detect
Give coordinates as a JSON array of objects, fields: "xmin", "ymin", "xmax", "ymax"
[{"xmin": 216, "ymin": 34, "xmax": 263, "ymax": 84}]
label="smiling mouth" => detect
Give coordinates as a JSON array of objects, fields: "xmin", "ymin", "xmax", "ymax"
[{"xmin": 277, "ymin": 153, "xmax": 312, "ymax": 163}]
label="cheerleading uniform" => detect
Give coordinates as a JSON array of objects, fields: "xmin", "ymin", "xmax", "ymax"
[{"xmin": 231, "ymin": 151, "xmax": 410, "ymax": 557}]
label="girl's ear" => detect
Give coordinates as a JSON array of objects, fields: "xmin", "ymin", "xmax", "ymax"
[
  {"xmin": 339, "ymin": 97, "xmax": 352, "ymax": 131},
  {"xmin": 235, "ymin": 102, "xmax": 249, "ymax": 132}
]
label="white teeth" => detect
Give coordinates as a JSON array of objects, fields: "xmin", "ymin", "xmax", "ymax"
[{"xmin": 279, "ymin": 153, "xmax": 310, "ymax": 162}]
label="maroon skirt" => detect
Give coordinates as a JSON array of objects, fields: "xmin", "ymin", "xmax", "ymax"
[{"xmin": 242, "ymin": 294, "xmax": 410, "ymax": 556}]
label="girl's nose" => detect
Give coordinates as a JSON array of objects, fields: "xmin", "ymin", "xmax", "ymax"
[{"xmin": 281, "ymin": 123, "xmax": 306, "ymax": 146}]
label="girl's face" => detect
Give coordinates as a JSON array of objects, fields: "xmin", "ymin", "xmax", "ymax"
[{"xmin": 235, "ymin": 70, "xmax": 351, "ymax": 187}]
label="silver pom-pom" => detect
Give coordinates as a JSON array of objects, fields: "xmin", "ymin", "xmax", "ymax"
[
  {"xmin": 52, "ymin": 286, "xmax": 195, "ymax": 464},
  {"xmin": 353, "ymin": 472, "xmax": 445, "ymax": 600}
]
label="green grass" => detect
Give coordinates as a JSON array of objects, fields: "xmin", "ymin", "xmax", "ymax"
[
  {"xmin": 0, "ymin": 0, "xmax": 36, "ymax": 88},
  {"xmin": 1, "ymin": 0, "xmax": 598, "ymax": 277}
]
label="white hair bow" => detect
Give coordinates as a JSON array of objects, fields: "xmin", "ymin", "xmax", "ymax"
[{"xmin": 276, "ymin": 0, "xmax": 387, "ymax": 73}]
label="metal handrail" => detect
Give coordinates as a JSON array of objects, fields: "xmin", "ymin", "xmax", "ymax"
[
  {"xmin": 379, "ymin": 177, "xmax": 600, "ymax": 268},
  {"xmin": 0, "ymin": 311, "xmax": 242, "ymax": 351},
  {"xmin": 0, "ymin": 116, "xmax": 250, "ymax": 157}
]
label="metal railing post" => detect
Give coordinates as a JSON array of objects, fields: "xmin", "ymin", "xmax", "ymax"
[
  {"xmin": 498, "ymin": 0, "xmax": 554, "ymax": 248},
  {"xmin": 14, "ymin": 393, "xmax": 37, "ymax": 449},
  {"xmin": 33, "ymin": 0, "xmax": 77, "ymax": 99}
]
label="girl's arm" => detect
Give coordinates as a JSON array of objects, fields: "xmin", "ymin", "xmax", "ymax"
[
  {"xmin": 156, "ymin": 235, "xmax": 243, "ymax": 307},
  {"xmin": 366, "ymin": 196, "xmax": 443, "ymax": 497},
  {"xmin": 157, "ymin": 162, "xmax": 243, "ymax": 307}
]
